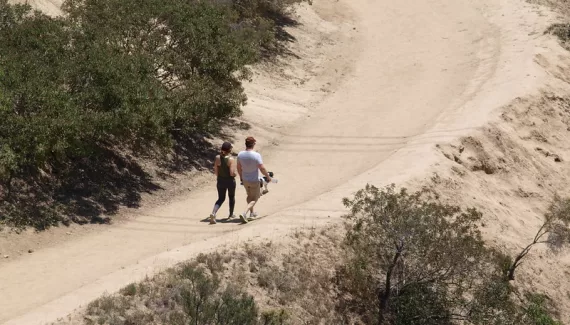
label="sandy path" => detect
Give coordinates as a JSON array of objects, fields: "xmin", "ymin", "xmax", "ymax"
[{"xmin": 0, "ymin": 0, "xmax": 550, "ymax": 324}]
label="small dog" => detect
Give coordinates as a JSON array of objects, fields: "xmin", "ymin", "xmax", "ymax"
[{"xmin": 260, "ymin": 171, "xmax": 274, "ymax": 196}]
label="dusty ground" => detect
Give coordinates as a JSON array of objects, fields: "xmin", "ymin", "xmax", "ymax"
[
  {"xmin": 422, "ymin": 94, "xmax": 570, "ymax": 318},
  {"xmin": 1, "ymin": 0, "xmax": 569, "ymax": 324}
]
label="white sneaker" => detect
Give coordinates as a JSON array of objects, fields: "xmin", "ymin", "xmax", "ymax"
[{"xmin": 239, "ymin": 214, "xmax": 249, "ymax": 224}]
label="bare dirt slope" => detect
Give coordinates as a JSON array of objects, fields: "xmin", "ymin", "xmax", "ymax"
[
  {"xmin": 9, "ymin": 0, "xmax": 62, "ymax": 15},
  {"xmin": 0, "ymin": 0, "xmax": 560, "ymax": 324}
]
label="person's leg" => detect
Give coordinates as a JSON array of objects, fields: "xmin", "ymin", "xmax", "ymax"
[
  {"xmin": 244, "ymin": 181, "xmax": 261, "ymax": 217},
  {"xmin": 248, "ymin": 188, "xmax": 257, "ymax": 217},
  {"xmin": 240, "ymin": 181, "xmax": 258, "ymax": 223},
  {"xmin": 228, "ymin": 180, "xmax": 236, "ymax": 218},
  {"xmin": 240, "ymin": 183, "xmax": 252, "ymax": 223},
  {"xmin": 210, "ymin": 182, "xmax": 227, "ymax": 224}
]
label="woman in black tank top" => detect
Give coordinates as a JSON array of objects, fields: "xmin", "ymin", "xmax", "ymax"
[{"xmin": 209, "ymin": 142, "xmax": 236, "ymax": 224}]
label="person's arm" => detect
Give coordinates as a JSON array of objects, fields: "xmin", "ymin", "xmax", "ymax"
[
  {"xmin": 228, "ymin": 157, "xmax": 236, "ymax": 177},
  {"xmin": 257, "ymin": 154, "xmax": 271, "ymax": 182},
  {"xmin": 258, "ymin": 163, "xmax": 271, "ymax": 181},
  {"xmin": 214, "ymin": 155, "xmax": 220, "ymax": 176},
  {"xmin": 237, "ymin": 158, "xmax": 243, "ymax": 182}
]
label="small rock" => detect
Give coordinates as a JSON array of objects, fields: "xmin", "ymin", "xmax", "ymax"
[
  {"xmin": 554, "ymin": 156, "xmax": 563, "ymax": 162},
  {"xmin": 535, "ymin": 147, "xmax": 549, "ymax": 156},
  {"xmin": 249, "ymin": 264, "xmax": 258, "ymax": 273},
  {"xmin": 3, "ymin": 255, "xmax": 8, "ymax": 259},
  {"xmin": 91, "ymin": 216, "xmax": 111, "ymax": 224},
  {"xmin": 66, "ymin": 232, "xmax": 72, "ymax": 235},
  {"xmin": 84, "ymin": 315, "xmax": 97, "ymax": 322},
  {"xmin": 28, "ymin": 249, "xmax": 33, "ymax": 254}
]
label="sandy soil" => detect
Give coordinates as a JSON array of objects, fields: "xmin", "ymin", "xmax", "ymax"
[
  {"xmin": 0, "ymin": 0, "xmax": 566, "ymax": 324},
  {"xmin": 9, "ymin": 0, "xmax": 63, "ymax": 16}
]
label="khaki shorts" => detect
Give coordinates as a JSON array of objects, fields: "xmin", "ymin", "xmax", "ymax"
[{"xmin": 243, "ymin": 180, "xmax": 261, "ymax": 203}]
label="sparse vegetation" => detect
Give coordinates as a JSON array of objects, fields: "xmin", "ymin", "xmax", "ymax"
[
  {"xmin": 58, "ymin": 230, "xmax": 342, "ymax": 325},
  {"xmin": 524, "ymin": 293, "xmax": 563, "ymax": 325},
  {"xmin": 0, "ymin": 0, "xmax": 309, "ymax": 230},
  {"xmin": 546, "ymin": 23, "xmax": 570, "ymax": 49},
  {"xmin": 544, "ymin": 0, "xmax": 570, "ymax": 50},
  {"xmin": 260, "ymin": 309, "xmax": 290, "ymax": 325},
  {"xmin": 119, "ymin": 283, "xmax": 137, "ymax": 297},
  {"xmin": 506, "ymin": 195, "xmax": 570, "ymax": 281},
  {"xmin": 59, "ymin": 185, "xmax": 568, "ymax": 325},
  {"xmin": 338, "ymin": 184, "xmax": 512, "ymax": 324},
  {"xmin": 84, "ymin": 263, "xmax": 261, "ymax": 325},
  {"xmin": 336, "ymin": 184, "xmax": 569, "ymax": 325}
]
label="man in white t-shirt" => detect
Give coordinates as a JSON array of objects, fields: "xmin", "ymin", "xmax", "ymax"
[{"xmin": 237, "ymin": 136, "xmax": 272, "ymax": 223}]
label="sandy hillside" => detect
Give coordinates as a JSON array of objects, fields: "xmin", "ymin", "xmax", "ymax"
[
  {"xmin": 0, "ymin": 0, "xmax": 566, "ymax": 324},
  {"xmin": 9, "ymin": 0, "xmax": 62, "ymax": 15}
]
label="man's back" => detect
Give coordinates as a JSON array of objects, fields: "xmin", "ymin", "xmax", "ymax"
[{"xmin": 237, "ymin": 150, "xmax": 262, "ymax": 182}]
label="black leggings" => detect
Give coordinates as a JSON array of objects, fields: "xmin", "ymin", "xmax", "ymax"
[{"xmin": 216, "ymin": 178, "xmax": 236, "ymax": 215}]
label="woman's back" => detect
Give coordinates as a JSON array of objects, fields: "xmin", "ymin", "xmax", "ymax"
[{"xmin": 217, "ymin": 154, "xmax": 233, "ymax": 180}]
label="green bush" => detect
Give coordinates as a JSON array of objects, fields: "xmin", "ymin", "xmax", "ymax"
[
  {"xmin": 0, "ymin": 0, "xmax": 306, "ymax": 230},
  {"xmin": 506, "ymin": 195, "xmax": 570, "ymax": 281},
  {"xmin": 261, "ymin": 309, "xmax": 290, "ymax": 325},
  {"xmin": 338, "ymin": 184, "xmax": 493, "ymax": 324},
  {"xmin": 178, "ymin": 266, "xmax": 259, "ymax": 324},
  {"xmin": 524, "ymin": 294, "xmax": 563, "ymax": 325},
  {"xmin": 337, "ymin": 184, "xmax": 564, "ymax": 325},
  {"xmin": 85, "ymin": 264, "xmax": 261, "ymax": 324}
]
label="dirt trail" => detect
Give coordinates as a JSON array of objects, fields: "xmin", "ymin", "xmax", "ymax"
[{"xmin": 0, "ymin": 0, "xmax": 554, "ymax": 324}]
